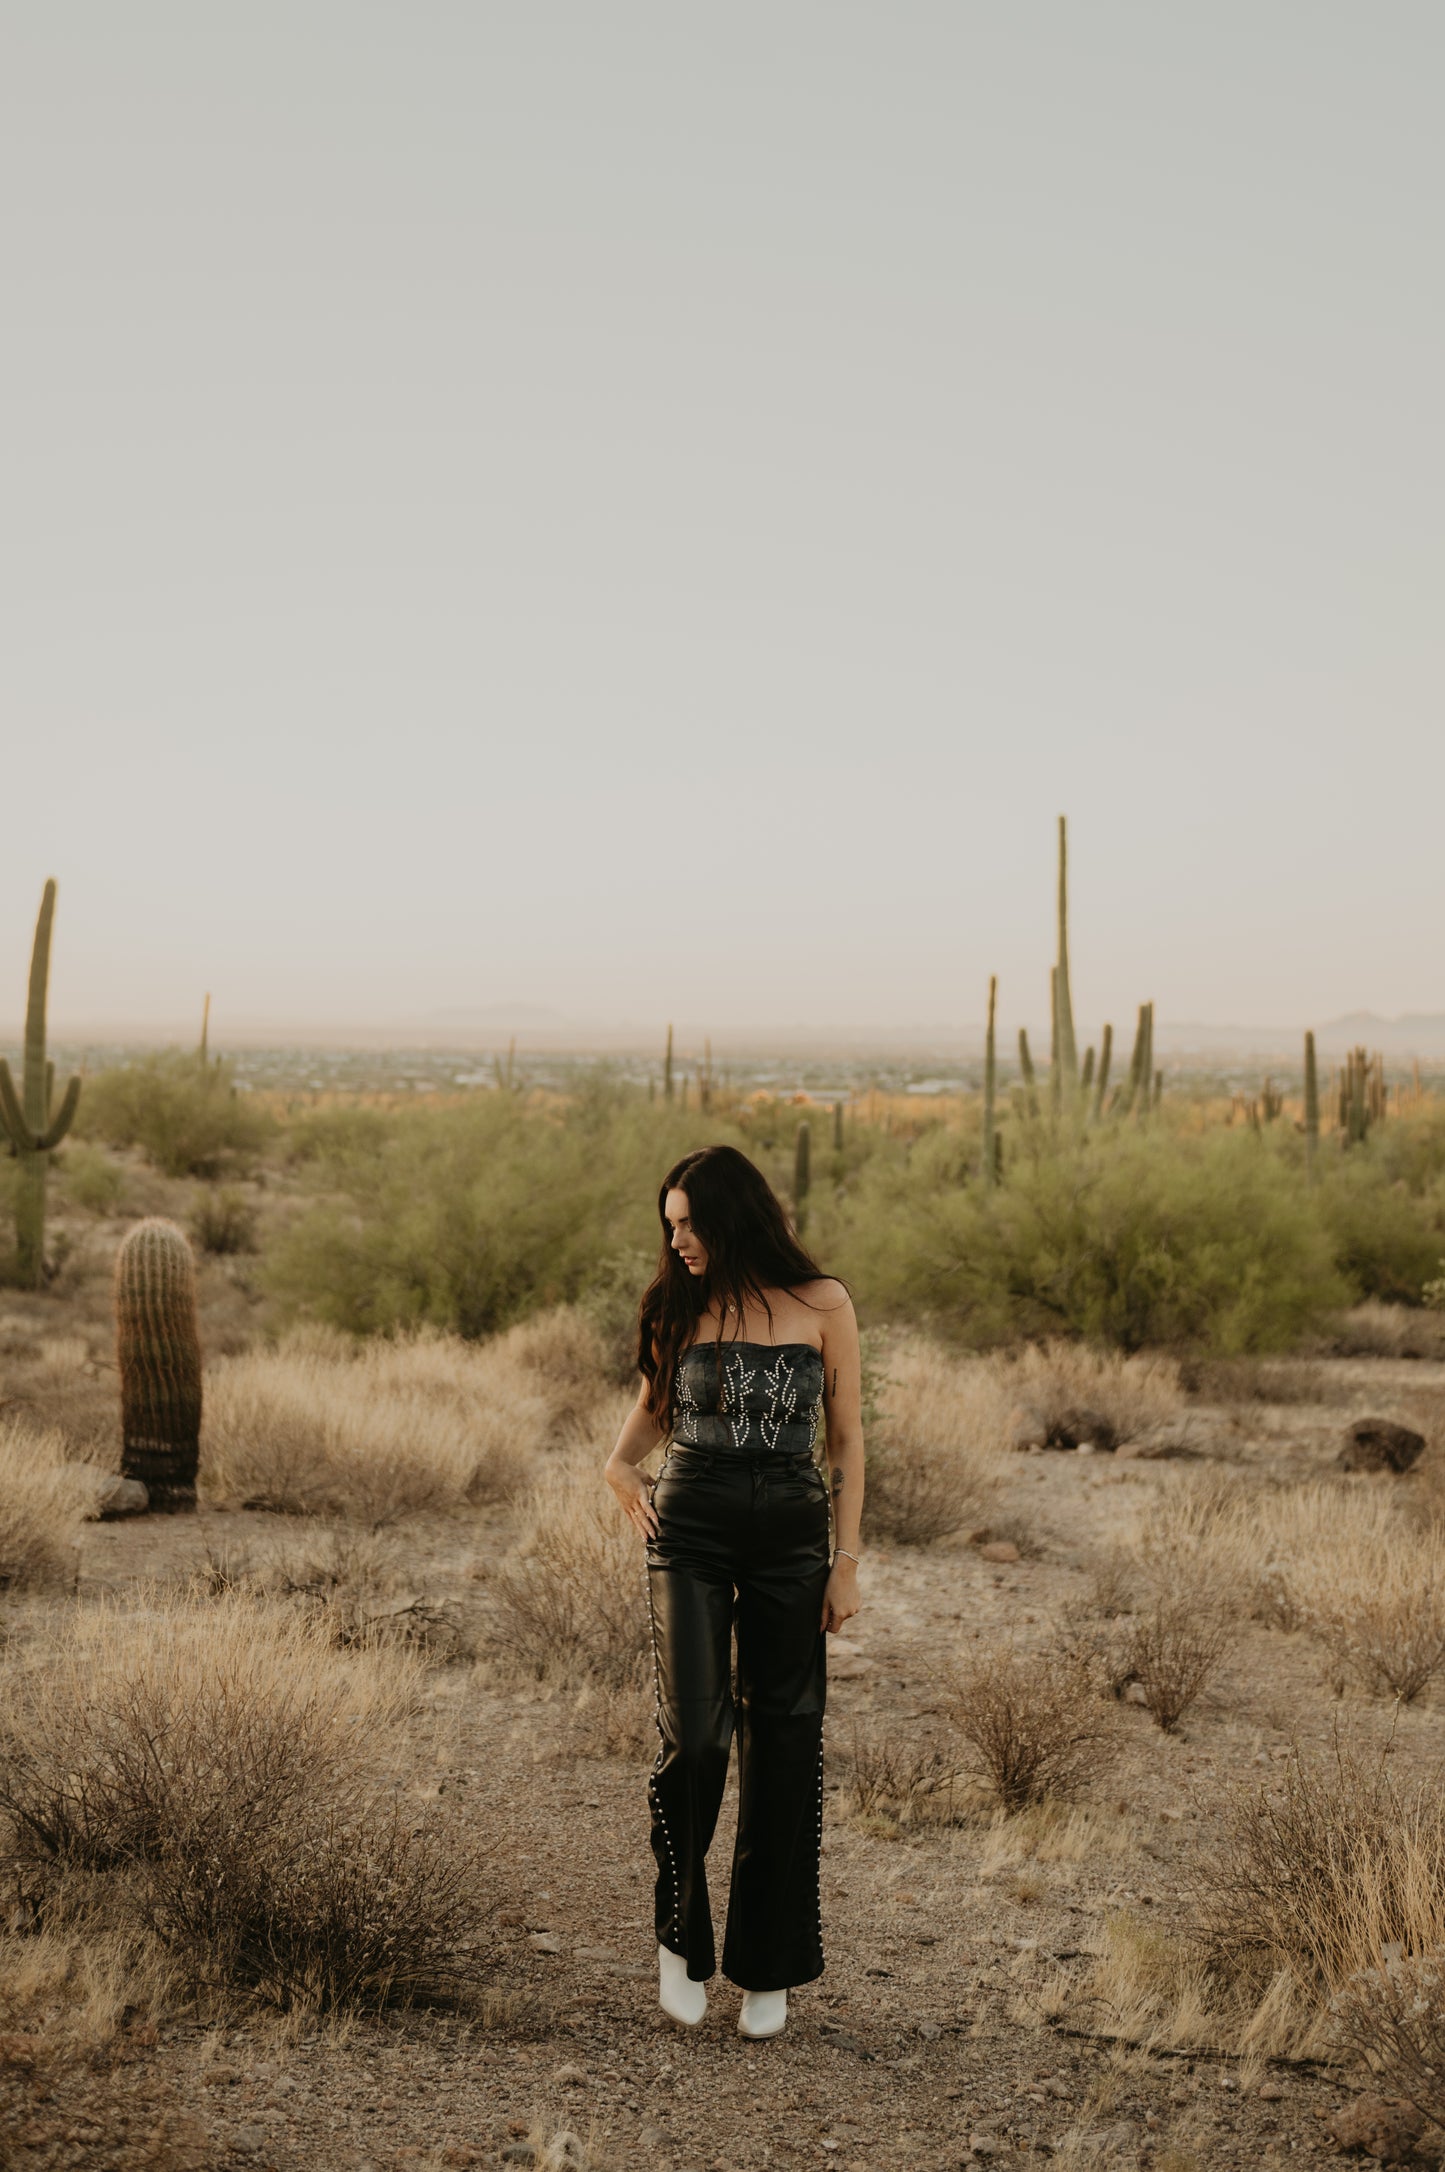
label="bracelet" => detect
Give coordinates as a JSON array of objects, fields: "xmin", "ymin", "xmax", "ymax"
[{"xmin": 834, "ymin": 1548, "xmax": 862, "ymax": 1566}]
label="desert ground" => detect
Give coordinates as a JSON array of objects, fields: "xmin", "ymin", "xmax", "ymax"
[{"xmin": 5, "ymin": 1141, "xmax": 1445, "ymax": 2172}]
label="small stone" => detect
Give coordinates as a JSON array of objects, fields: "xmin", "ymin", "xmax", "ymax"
[
  {"xmin": 969, "ymin": 2135, "xmax": 999, "ymax": 2159},
  {"xmin": 231, "ymin": 2127, "xmax": 267, "ymax": 2157},
  {"xmin": 917, "ymin": 2021, "xmax": 942, "ymax": 2039},
  {"xmin": 552, "ymin": 2064, "xmax": 585, "ymax": 2085},
  {"xmin": 501, "ymin": 2150, "xmax": 537, "ymax": 2167},
  {"xmin": 1049, "ymin": 1406, "xmax": 1117, "ymax": 1452},
  {"xmin": 1145, "ymin": 2112, "xmax": 1161, "ymax": 2131},
  {"xmin": 1123, "ymin": 1680, "xmax": 1150, "ymax": 1706},
  {"xmin": 91, "ymin": 1473, "xmax": 150, "ymax": 1519},
  {"xmin": 528, "ymin": 1932, "xmax": 563, "ymax": 1954},
  {"xmin": 1340, "ymin": 1419, "xmax": 1427, "ymax": 1476},
  {"xmin": 1259, "ymin": 2080, "xmax": 1285, "ymax": 2101},
  {"xmin": 1327, "ymin": 2092, "xmax": 1425, "ymax": 2160},
  {"xmin": 978, "ymin": 1541, "xmax": 1021, "ymax": 1564}
]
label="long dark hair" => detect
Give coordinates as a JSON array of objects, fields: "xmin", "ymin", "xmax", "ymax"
[{"xmin": 637, "ymin": 1144, "xmax": 830, "ymax": 1432}]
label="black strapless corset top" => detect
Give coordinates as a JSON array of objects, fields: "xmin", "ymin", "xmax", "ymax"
[{"xmin": 672, "ymin": 1340, "xmax": 824, "ymax": 1458}]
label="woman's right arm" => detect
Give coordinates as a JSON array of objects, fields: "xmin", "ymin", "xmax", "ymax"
[{"xmin": 605, "ymin": 1383, "xmax": 666, "ymax": 1540}]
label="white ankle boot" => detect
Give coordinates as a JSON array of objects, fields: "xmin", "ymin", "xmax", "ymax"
[
  {"xmin": 738, "ymin": 1987, "xmax": 788, "ymax": 2039},
  {"xmin": 658, "ymin": 1944, "xmax": 707, "ymax": 2027}
]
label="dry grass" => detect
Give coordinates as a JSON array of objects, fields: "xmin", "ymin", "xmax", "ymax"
[
  {"xmin": 947, "ymin": 1644, "xmax": 1116, "ymax": 1810},
  {"xmin": 0, "ymin": 1416, "xmax": 95, "ymax": 1589},
  {"xmin": 482, "ymin": 1410, "xmax": 647, "ymax": 1691},
  {"xmin": 1002, "ymin": 1340, "xmax": 1183, "ymax": 1448},
  {"xmin": 1200, "ymin": 1729, "xmax": 1445, "ymax": 2069},
  {"xmin": 0, "ymin": 1919, "xmax": 208, "ymax": 2172},
  {"xmin": 1132, "ymin": 1473, "xmax": 1445, "ymax": 1701},
  {"xmin": 201, "ymin": 1310, "xmax": 610, "ymax": 1522},
  {"xmin": 1069, "ymin": 1911, "xmax": 1215, "ymax": 2053},
  {"xmin": 1331, "ymin": 1302, "xmax": 1445, "ymax": 1361},
  {"xmin": 866, "ymin": 1335, "xmax": 1005, "ymax": 1544},
  {"xmin": 838, "ymin": 1721, "xmax": 968, "ymax": 1828},
  {"xmin": 0, "ymin": 1594, "xmax": 491, "ymax": 2013}
]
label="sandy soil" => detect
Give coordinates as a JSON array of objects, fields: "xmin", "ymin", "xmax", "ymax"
[{"xmin": 5, "ymin": 1181, "xmax": 1445, "ymax": 2169}]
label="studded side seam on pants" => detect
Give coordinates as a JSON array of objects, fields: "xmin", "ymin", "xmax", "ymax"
[{"xmin": 644, "ymin": 1339, "xmax": 831, "ymax": 1994}]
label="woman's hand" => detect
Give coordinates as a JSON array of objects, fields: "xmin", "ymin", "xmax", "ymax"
[
  {"xmin": 821, "ymin": 1557, "xmax": 860, "ymax": 1634},
  {"xmin": 607, "ymin": 1457, "xmax": 659, "ymax": 1541}
]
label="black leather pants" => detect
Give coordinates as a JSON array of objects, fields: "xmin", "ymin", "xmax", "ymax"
[{"xmin": 645, "ymin": 1443, "xmax": 831, "ymax": 1992}]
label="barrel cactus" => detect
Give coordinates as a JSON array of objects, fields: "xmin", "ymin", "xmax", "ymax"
[{"xmin": 115, "ymin": 1218, "xmax": 203, "ymax": 1511}]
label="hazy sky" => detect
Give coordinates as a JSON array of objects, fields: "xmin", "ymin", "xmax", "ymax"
[{"xmin": 3, "ymin": 4, "xmax": 1442, "ymax": 1044}]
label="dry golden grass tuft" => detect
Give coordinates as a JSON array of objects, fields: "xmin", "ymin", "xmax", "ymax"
[
  {"xmin": 1333, "ymin": 1301, "xmax": 1445, "ymax": 1361},
  {"xmin": 866, "ymin": 1335, "xmax": 1006, "ymax": 1544},
  {"xmin": 1133, "ymin": 1472, "xmax": 1445, "ymax": 1701},
  {"xmin": 0, "ymin": 1594, "xmax": 491, "ymax": 2014},
  {"xmin": 0, "ymin": 1919, "xmax": 207, "ymax": 2172},
  {"xmin": 482, "ymin": 1404, "xmax": 647, "ymax": 1691},
  {"xmin": 1199, "ymin": 1729, "xmax": 1445, "ymax": 2071},
  {"xmin": 201, "ymin": 1308, "xmax": 610, "ymax": 1522},
  {"xmin": 0, "ymin": 1416, "xmax": 96, "ymax": 1589},
  {"xmin": 1003, "ymin": 1339, "xmax": 1183, "ymax": 1446}
]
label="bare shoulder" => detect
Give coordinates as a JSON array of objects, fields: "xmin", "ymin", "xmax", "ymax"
[{"xmin": 798, "ymin": 1277, "xmax": 854, "ymax": 1319}]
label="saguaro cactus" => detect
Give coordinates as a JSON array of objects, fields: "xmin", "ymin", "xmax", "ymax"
[
  {"xmin": 115, "ymin": 1218, "xmax": 203, "ymax": 1511},
  {"xmin": 1017, "ymin": 1028, "xmax": 1039, "ymax": 1119},
  {"xmin": 664, "ymin": 1024, "xmax": 675, "ymax": 1103},
  {"xmin": 1092, "ymin": 1023, "xmax": 1113, "ymax": 1122},
  {"xmin": 0, "ymin": 880, "xmax": 83, "ymax": 1288},
  {"xmin": 833, "ymin": 1099, "xmax": 844, "ymax": 1153},
  {"xmin": 982, "ymin": 976, "xmax": 998, "ymax": 1187},
  {"xmin": 1048, "ymin": 968, "xmax": 1061, "ymax": 1119},
  {"xmin": 1304, "ymin": 1030, "xmax": 1320, "ymax": 1177},
  {"xmin": 1054, "ymin": 815, "xmax": 1079, "ymax": 1092},
  {"xmin": 793, "ymin": 1120, "xmax": 812, "ymax": 1231}
]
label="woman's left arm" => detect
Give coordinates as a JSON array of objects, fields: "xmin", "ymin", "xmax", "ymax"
[{"xmin": 818, "ymin": 1287, "xmax": 864, "ymax": 1633}]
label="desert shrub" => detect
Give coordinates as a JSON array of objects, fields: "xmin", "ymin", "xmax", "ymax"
[
  {"xmin": 264, "ymin": 1527, "xmax": 466, "ymax": 1660},
  {"xmin": 864, "ymin": 1335, "xmax": 1004, "ymax": 1545},
  {"xmin": 1317, "ymin": 1158, "xmax": 1445, "ymax": 1305},
  {"xmin": 828, "ymin": 1122, "xmax": 1346, "ymax": 1353},
  {"xmin": 1000, "ymin": 1339, "xmax": 1182, "ymax": 1446},
  {"xmin": 0, "ymin": 1595, "xmax": 488, "ymax": 2013},
  {"xmin": 482, "ymin": 1432, "xmax": 647, "ymax": 1690},
  {"xmin": 55, "ymin": 1140, "xmax": 130, "ymax": 1216},
  {"xmin": 1200, "ymin": 1733, "xmax": 1445, "ymax": 2007},
  {"xmin": 946, "ymin": 1645, "xmax": 1114, "ymax": 1811},
  {"xmin": 840, "ymin": 1723, "xmax": 965, "ymax": 1826},
  {"xmin": 190, "ymin": 1183, "xmax": 258, "ymax": 1255},
  {"xmin": 0, "ymin": 1418, "xmax": 93, "ymax": 1588},
  {"xmin": 76, "ymin": 1051, "xmax": 275, "ymax": 1178},
  {"xmin": 201, "ymin": 1317, "xmax": 601, "ymax": 1521},
  {"xmin": 262, "ymin": 1081, "xmax": 748, "ymax": 1341},
  {"xmin": 1120, "ymin": 1586, "xmax": 1232, "ymax": 1732}
]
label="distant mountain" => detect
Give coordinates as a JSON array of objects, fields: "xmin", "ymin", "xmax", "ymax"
[{"xmin": 1155, "ymin": 1014, "xmax": 1445, "ymax": 1060}]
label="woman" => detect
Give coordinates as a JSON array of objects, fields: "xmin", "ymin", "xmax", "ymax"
[{"xmin": 605, "ymin": 1143, "xmax": 864, "ymax": 2040}]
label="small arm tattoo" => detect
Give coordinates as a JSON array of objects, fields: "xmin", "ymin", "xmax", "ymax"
[
  {"xmin": 830, "ymin": 1366, "xmax": 838, "ymax": 1399},
  {"xmin": 831, "ymin": 1465, "xmax": 844, "ymax": 1497}
]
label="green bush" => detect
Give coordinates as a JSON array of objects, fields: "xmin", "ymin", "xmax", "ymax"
[
  {"xmin": 55, "ymin": 1140, "xmax": 129, "ymax": 1216},
  {"xmin": 191, "ymin": 1184, "xmax": 259, "ymax": 1255},
  {"xmin": 76, "ymin": 1052, "xmax": 275, "ymax": 1178},
  {"xmin": 1317, "ymin": 1154, "xmax": 1445, "ymax": 1304},
  {"xmin": 262, "ymin": 1079, "xmax": 751, "ymax": 1340},
  {"xmin": 822, "ymin": 1121, "xmax": 1347, "ymax": 1353}
]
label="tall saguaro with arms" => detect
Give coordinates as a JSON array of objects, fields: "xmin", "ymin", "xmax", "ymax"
[{"xmin": 0, "ymin": 879, "xmax": 83, "ymax": 1287}]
